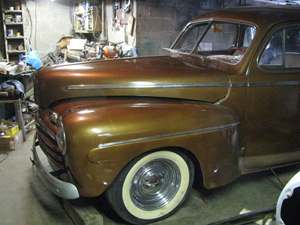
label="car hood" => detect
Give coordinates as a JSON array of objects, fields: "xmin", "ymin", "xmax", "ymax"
[{"xmin": 35, "ymin": 55, "xmax": 230, "ymax": 108}]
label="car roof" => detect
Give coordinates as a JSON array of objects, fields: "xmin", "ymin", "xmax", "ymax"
[{"xmin": 193, "ymin": 6, "xmax": 300, "ymax": 28}]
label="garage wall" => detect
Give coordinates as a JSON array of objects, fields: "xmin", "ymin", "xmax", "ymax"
[
  {"xmin": 135, "ymin": 0, "xmax": 241, "ymax": 56},
  {"xmin": 104, "ymin": 0, "xmax": 137, "ymax": 47},
  {"xmin": 23, "ymin": 0, "xmax": 73, "ymax": 57},
  {"xmin": 21, "ymin": 0, "xmax": 267, "ymax": 58},
  {"xmin": 136, "ymin": 0, "xmax": 201, "ymax": 56}
]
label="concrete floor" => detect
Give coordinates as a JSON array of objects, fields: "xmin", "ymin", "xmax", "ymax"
[
  {"xmin": 100, "ymin": 164, "xmax": 298, "ymax": 225},
  {"xmin": 0, "ymin": 133, "xmax": 73, "ymax": 225},
  {"xmin": 0, "ymin": 132, "xmax": 299, "ymax": 225}
]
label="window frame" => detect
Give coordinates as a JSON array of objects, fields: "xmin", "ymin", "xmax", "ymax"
[
  {"xmin": 172, "ymin": 22, "xmax": 211, "ymax": 53},
  {"xmin": 193, "ymin": 21, "xmax": 240, "ymax": 54},
  {"xmin": 257, "ymin": 23, "xmax": 300, "ymax": 72},
  {"xmin": 171, "ymin": 19, "xmax": 257, "ymax": 55}
]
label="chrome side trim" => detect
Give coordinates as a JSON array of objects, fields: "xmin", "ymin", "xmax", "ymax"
[
  {"xmin": 67, "ymin": 80, "xmax": 300, "ymax": 91},
  {"xmin": 67, "ymin": 82, "xmax": 230, "ymax": 90},
  {"xmin": 32, "ymin": 135, "xmax": 80, "ymax": 199},
  {"xmin": 250, "ymin": 80, "xmax": 300, "ymax": 87},
  {"xmin": 232, "ymin": 81, "xmax": 300, "ymax": 87},
  {"xmin": 98, "ymin": 122, "xmax": 239, "ymax": 149}
]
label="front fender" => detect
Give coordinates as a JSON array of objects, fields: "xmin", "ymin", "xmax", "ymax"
[{"xmin": 55, "ymin": 98, "xmax": 240, "ymax": 197}]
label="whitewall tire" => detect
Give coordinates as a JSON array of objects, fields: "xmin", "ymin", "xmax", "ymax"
[{"xmin": 106, "ymin": 150, "xmax": 194, "ymax": 225}]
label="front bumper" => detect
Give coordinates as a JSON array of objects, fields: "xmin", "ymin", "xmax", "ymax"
[{"xmin": 32, "ymin": 135, "xmax": 80, "ymax": 200}]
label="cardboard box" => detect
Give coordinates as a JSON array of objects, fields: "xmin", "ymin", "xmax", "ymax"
[
  {"xmin": 0, "ymin": 131, "xmax": 21, "ymax": 152},
  {"xmin": 0, "ymin": 120, "xmax": 19, "ymax": 138}
]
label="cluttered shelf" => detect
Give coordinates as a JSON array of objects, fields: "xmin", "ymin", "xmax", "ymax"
[
  {"xmin": 1, "ymin": 0, "xmax": 26, "ymax": 63},
  {"xmin": 0, "ymin": 62, "xmax": 35, "ymax": 143},
  {"xmin": 0, "ymin": 0, "xmax": 37, "ymax": 148}
]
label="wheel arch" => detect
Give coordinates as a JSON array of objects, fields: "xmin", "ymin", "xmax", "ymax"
[
  {"xmin": 105, "ymin": 146, "xmax": 197, "ymax": 224},
  {"xmin": 105, "ymin": 145, "xmax": 203, "ymax": 191},
  {"xmin": 163, "ymin": 146, "xmax": 203, "ymax": 187}
]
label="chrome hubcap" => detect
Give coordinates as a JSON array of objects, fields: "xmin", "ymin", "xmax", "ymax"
[{"xmin": 130, "ymin": 159, "xmax": 181, "ymax": 211}]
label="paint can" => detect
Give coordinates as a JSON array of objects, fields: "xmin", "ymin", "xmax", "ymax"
[
  {"xmin": 15, "ymin": 4, "xmax": 21, "ymax": 10},
  {"xmin": 7, "ymin": 29, "xmax": 14, "ymax": 37},
  {"xmin": 15, "ymin": 15, "xmax": 22, "ymax": 23}
]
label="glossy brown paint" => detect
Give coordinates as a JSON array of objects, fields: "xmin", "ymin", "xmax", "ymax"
[
  {"xmin": 35, "ymin": 7, "xmax": 300, "ymax": 197},
  {"xmin": 57, "ymin": 99, "xmax": 239, "ymax": 196},
  {"xmin": 35, "ymin": 56, "xmax": 230, "ymax": 109}
]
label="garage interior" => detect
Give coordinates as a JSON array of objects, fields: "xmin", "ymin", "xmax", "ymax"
[{"xmin": 1, "ymin": 1, "xmax": 300, "ymax": 225}]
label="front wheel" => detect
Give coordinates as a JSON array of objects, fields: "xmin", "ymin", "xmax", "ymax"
[{"xmin": 106, "ymin": 151, "xmax": 194, "ymax": 225}]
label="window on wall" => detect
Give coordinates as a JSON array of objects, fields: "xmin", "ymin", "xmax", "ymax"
[{"xmin": 259, "ymin": 25, "xmax": 300, "ymax": 68}]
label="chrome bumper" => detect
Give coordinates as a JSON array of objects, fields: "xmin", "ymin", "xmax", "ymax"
[{"xmin": 32, "ymin": 136, "xmax": 80, "ymax": 200}]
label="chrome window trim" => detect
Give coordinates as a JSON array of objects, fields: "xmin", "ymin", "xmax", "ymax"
[{"xmin": 170, "ymin": 18, "xmax": 257, "ymax": 51}]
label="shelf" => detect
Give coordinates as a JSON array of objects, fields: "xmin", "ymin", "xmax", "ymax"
[
  {"xmin": 7, "ymin": 50, "xmax": 25, "ymax": 54},
  {"xmin": 74, "ymin": 30, "xmax": 94, "ymax": 34},
  {"xmin": 4, "ymin": 10, "xmax": 22, "ymax": 13},
  {"xmin": 5, "ymin": 22, "xmax": 23, "ymax": 25},
  {"xmin": 6, "ymin": 36, "xmax": 24, "ymax": 40},
  {"xmin": 1, "ymin": 1, "xmax": 25, "ymax": 63}
]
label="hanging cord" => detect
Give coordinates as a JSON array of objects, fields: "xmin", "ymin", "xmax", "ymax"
[
  {"xmin": 92, "ymin": 3, "xmax": 100, "ymax": 40},
  {"xmin": 70, "ymin": 0, "xmax": 75, "ymax": 33},
  {"xmin": 34, "ymin": 0, "xmax": 38, "ymax": 50},
  {"xmin": 270, "ymin": 167, "xmax": 285, "ymax": 190},
  {"xmin": 24, "ymin": 1, "xmax": 33, "ymax": 49}
]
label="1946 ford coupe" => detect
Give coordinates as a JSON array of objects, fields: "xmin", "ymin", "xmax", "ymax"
[{"xmin": 33, "ymin": 7, "xmax": 300, "ymax": 224}]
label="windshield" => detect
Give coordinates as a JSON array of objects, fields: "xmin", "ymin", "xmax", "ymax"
[{"xmin": 172, "ymin": 21, "xmax": 256, "ymax": 64}]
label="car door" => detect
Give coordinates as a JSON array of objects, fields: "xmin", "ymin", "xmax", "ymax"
[{"xmin": 241, "ymin": 23, "xmax": 300, "ymax": 172}]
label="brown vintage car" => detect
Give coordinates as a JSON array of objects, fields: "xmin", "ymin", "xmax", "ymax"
[{"xmin": 33, "ymin": 6, "xmax": 300, "ymax": 224}]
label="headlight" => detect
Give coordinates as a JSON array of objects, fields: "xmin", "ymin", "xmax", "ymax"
[{"xmin": 56, "ymin": 116, "xmax": 67, "ymax": 155}]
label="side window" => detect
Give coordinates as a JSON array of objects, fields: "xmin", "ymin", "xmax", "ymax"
[
  {"xmin": 285, "ymin": 27, "xmax": 300, "ymax": 68},
  {"xmin": 173, "ymin": 23, "xmax": 208, "ymax": 53},
  {"xmin": 259, "ymin": 25, "xmax": 300, "ymax": 68},
  {"xmin": 259, "ymin": 30, "xmax": 283, "ymax": 66},
  {"xmin": 199, "ymin": 23, "xmax": 237, "ymax": 52},
  {"xmin": 243, "ymin": 26, "xmax": 256, "ymax": 48}
]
